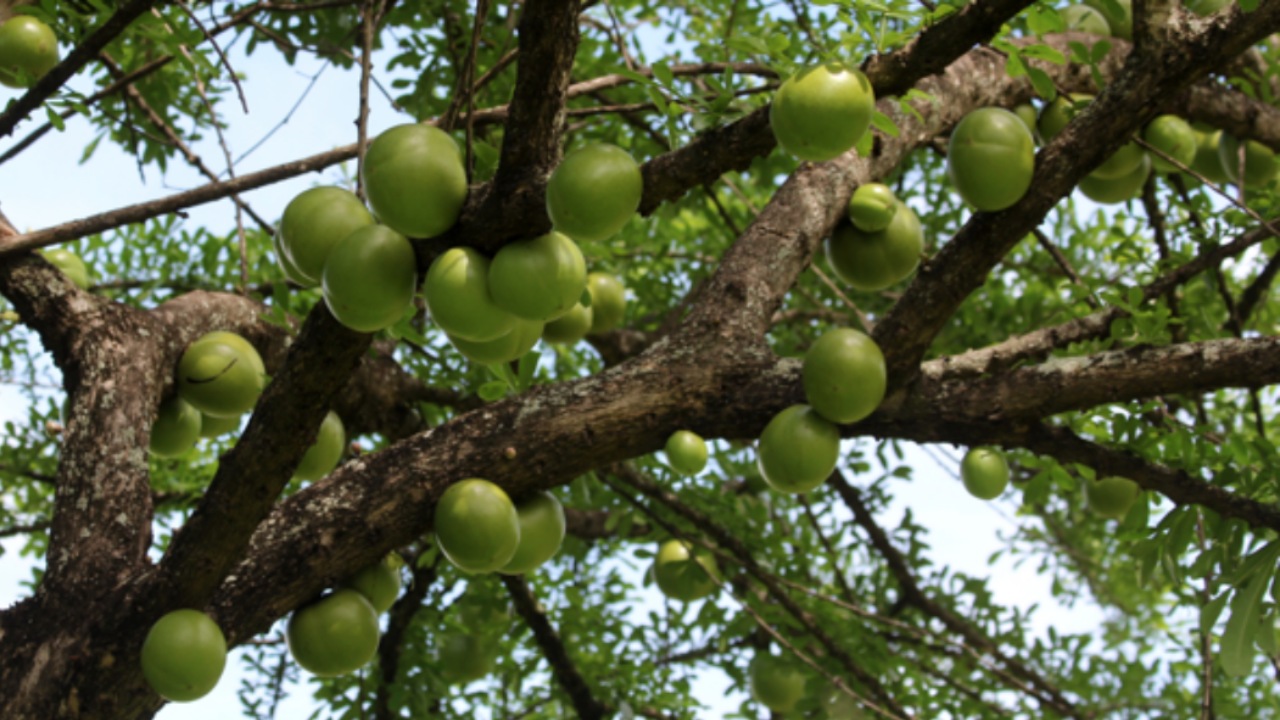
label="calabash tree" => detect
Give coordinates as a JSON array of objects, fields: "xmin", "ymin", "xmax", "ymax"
[{"xmin": 3, "ymin": 0, "xmax": 1280, "ymax": 718}]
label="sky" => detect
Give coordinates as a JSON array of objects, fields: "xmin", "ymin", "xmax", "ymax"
[{"xmin": 0, "ymin": 8, "xmax": 1110, "ymax": 719}]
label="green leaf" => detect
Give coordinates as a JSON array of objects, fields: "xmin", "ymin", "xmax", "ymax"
[
  {"xmin": 651, "ymin": 61, "xmax": 675, "ymax": 87},
  {"xmin": 516, "ymin": 350, "xmax": 539, "ymax": 390},
  {"xmin": 1201, "ymin": 592, "xmax": 1229, "ymax": 635},
  {"xmin": 1221, "ymin": 539, "xmax": 1280, "ymax": 587},
  {"xmin": 1021, "ymin": 44, "xmax": 1067, "ymax": 65},
  {"xmin": 46, "ymin": 107, "xmax": 65, "ymax": 132},
  {"xmin": 477, "ymin": 381, "xmax": 508, "ymax": 402},
  {"xmin": 1027, "ymin": 67, "xmax": 1057, "ymax": 100},
  {"xmin": 1222, "ymin": 574, "xmax": 1270, "ymax": 676},
  {"xmin": 1026, "ymin": 5, "xmax": 1066, "ymax": 35},
  {"xmin": 870, "ymin": 110, "xmax": 899, "ymax": 138}
]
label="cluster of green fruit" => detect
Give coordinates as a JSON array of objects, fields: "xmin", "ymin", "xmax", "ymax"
[
  {"xmin": 948, "ymin": 94, "xmax": 1275, "ymax": 213},
  {"xmin": 286, "ymin": 554, "xmax": 402, "ymax": 677},
  {"xmin": 150, "ymin": 330, "xmax": 346, "ymax": 483},
  {"xmin": 276, "ymin": 130, "xmax": 634, "ymax": 360},
  {"xmin": 149, "ymin": 331, "xmax": 266, "ymax": 458},
  {"xmin": 433, "ymin": 479, "xmax": 567, "ymax": 576},
  {"xmin": 749, "ymin": 652, "xmax": 865, "ymax": 718},
  {"xmin": 422, "ymin": 141, "xmax": 638, "ymax": 363},
  {"xmin": 959, "ymin": 446, "xmax": 1142, "ymax": 520},
  {"xmin": 140, "ymin": 555, "xmax": 401, "ymax": 701},
  {"xmin": 0, "ymin": 14, "xmax": 58, "ymax": 88}
]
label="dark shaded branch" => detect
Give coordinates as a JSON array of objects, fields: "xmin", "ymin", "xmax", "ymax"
[
  {"xmin": 501, "ymin": 574, "xmax": 609, "ymax": 720},
  {"xmin": 374, "ymin": 555, "xmax": 438, "ymax": 720},
  {"xmin": 830, "ymin": 473, "xmax": 1080, "ymax": 718}
]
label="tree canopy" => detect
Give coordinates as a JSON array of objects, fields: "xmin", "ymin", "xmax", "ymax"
[{"xmin": 3, "ymin": 0, "xmax": 1280, "ymax": 717}]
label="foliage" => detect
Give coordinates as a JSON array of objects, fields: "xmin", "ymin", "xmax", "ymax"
[{"xmin": 4, "ymin": 0, "xmax": 1280, "ymax": 718}]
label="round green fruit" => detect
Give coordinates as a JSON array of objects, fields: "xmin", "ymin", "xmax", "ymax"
[
  {"xmin": 434, "ymin": 478, "xmax": 521, "ymax": 573},
  {"xmin": 272, "ymin": 228, "xmax": 313, "ymax": 286},
  {"xmin": 448, "ymin": 316, "xmax": 543, "ymax": 365},
  {"xmin": 198, "ymin": 412, "xmax": 242, "ymax": 439},
  {"xmin": 1143, "ymin": 115, "xmax": 1197, "ymax": 173},
  {"xmin": 176, "ymin": 331, "xmax": 266, "ymax": 419},
  {"xmin": 541, "ymin": 301, "xmax": 592, "ymax": 344},
  {"xmin": 278, "ymin": 186, "xmax": 374, "ymax": 286},
  {"xmin": 960, "ymin": 447, "xmax": 1010, "ymax": 500},
  {"xmin": 362, "ymin": 124, "xmax": 467, "ymax": 238},
  {"xmin": 749, "ymin": 653, "xmax": 808, "ymax": 713},
  {"xmin": 1013, "ymin": 103, "xmax": 1039, "ymax": 138},
  {"xmin": 757, "ymin": 405, "xmax": 841, "ymax": 493},
  {"xmin": 150, "ymin": 395, "xmax": 202, "ymax": 458},
  {"xmin": 948, "ymin": 107, "xmax": 1037, "ymax": 211},
  {"xmin": 140, "ymin": 609, "xmax": 226, "ymax": 702},
  {"xmin": 771, "ymin": 63, "xmax": 875, "ymax": 162},
  {"xmin": 321, "ymin": 224, "xmax": 417, "ymax": 333},
  {"xmin": 1191, "ymin": 127, "xmax": 1232, "ymax": 185},
  {"xmin": 488, "ymin": 231, "xmax": 587, "ymax": 321},
  {"xmin": 436, "ymin": 631, "xmax": 499, "ymax": 683},
  {"xmin": 287, "ymin": 589, "xmax": 380, "ymax": 677},
  {"xmin": 802, "ymin": 328, "xmax": 886, "ymax": 425},
  {"xmin": 425, "ymin": 247, "xmax": 516, "ymax": 342},
  {"xmin": 294, "ymin": 410, "xmax": 345, "ymax": 481},
  {"xmin": 1218, "ymin": 134, "xmax": 1278, "ymax": 187},
  {"xmin": 1186, "ymin": 0, "xmax": 1231, "ymax": 15},
  {"xmin": 1092, "ymin": 140, "xmax": 1146, "ymax": 181},
  {"xmin": 664, "ymin": 429, "xmax": 708, "ymax": 475},
  {"xmin": 344, "ymin": 554, "xmax": 402, "ymax": 613},
  {"xmin": 825, "ymin": 202, "xmax": 923, "ymax": 292},
  {"xmin": 652, "ymin": 538, "xmax": 719, "ymax": 602},
  {"xmin": 847, "ymin": 183, "xmax": 898, "ymax": 233},
  {"xmin": 1059, "ymin": 4, "xmax": 1111, "ymax": 34},
  {"xmin": 42, "ymin": 248, "xmax": 89, "ymax": 289},
  {"xmin": 546, "ymin": 143, "xmax": 643, "ymax": 243},
  {"xmin": 1085, "ymin": 476, "xmax": 1141, "ymax": 519},
  {"xmin": 1083, "ymin": 0, "xmax": 1132, "ymax": 39},
  {"xmin": 1038, "ymin": 93, "xmax": 1091, "ymax": 142},
  {"xmin": 0, "ymin": 16, "xmax": 58, "ymax": 89},
  {"xmin": 586, "ymin": 272, "xmax": 627, "ymax": 333},
  {"xmin": 499, "ymin": 491, "xmax": 566, "ymax": 575},
  {"xmin": 1078, "ymin": 154, "xmax": 1150, "ymax": 204}
]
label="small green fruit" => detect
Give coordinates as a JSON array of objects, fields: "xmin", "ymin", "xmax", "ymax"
[
  {"xmin": 294, "ymin": 411, "xmax": 346, "ymax": 481},
  {"xmin": 287, "ymin": 589, "xmax": 381, "ymax": 677},
  {"xmin": 488, "ymin": 231, "xmax": 587, "ymax": 321},
  {"xmin": 0, "ymin": 16, "xmax": 58, "ymax": 88},
  {"xmin": 1085, "ymin": 476, "xmax": 1141, "ymax": 519},
  {"xmin": 847, "ymin": 183, "xmax": 898, "ymax": 232},
  {"xmin": 1142, "ymin": 115, "xmax": 1196, "ymax": 173},
  {"xmin": 757, "ymin": 405, "xmax": 840, "ymax": 494},
  {"xmin": 546, "ymin": 143, "xmax": 643, "ymax": 243},
  {"xmin": 542, "ymin": 302, "xmax": 593, "ymax": 345},
  {"xmin": 652, "ymin": 538, "xmax": 719, "ymax": 602},
  {"xmin": 362, "ymin": 124, "xmax": 467, "ymax": 238},
  {"xmin": 802, "ymin": 328, "xmax": 886, "ymax": 425},
  {"xmin": 150, "ymin": 396, "xmax": 202, "ymax": 458},
  {"xmin": 586, "ymin": 272, "xmax": 627, "ymax": 333},
  {"xmin": 664, "ymin": 430, "xmax": 709, "ymax": 475},
  {"xmin": 345, "ymin": 554, "xmax": 402, "ymax": 613},
  {"xmin": 948, "ymin": 107, "xmax": 1037, "ymax": 211},
  {"xmin": 42, "ymin": 248, "xmax": 89, "ymax": 289},
  {"xmin": 141, "ymin": 609, "xmax": 226, "ymax": 702},
  {"xmin": 499, "ymin": 491, "xmax": 566, "ymax": 575},
  {"xmin": 825, "ymin": 202, "xmax": 923, "ymax": 292},
  {"xmin": 960, "ymin": 447, "xmax": 1010, "ymax": 500},
  {"xmin": 321, "ymin": 224, "xmax": 418, "ymax": 333},
  {"xmin": 771, "ymin": 63, "xmax": 875, "ymax": 162},
  {"xmin": 434, "ymin": 478, "xmax": 521, "ymax": 573},
  {"xmin": 176, "ymin": 331, "xmax": 266, "ymax": 419},
  {"xmin": 425, "ymin": 247, "xmax": 516, "ymax": 342}
]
